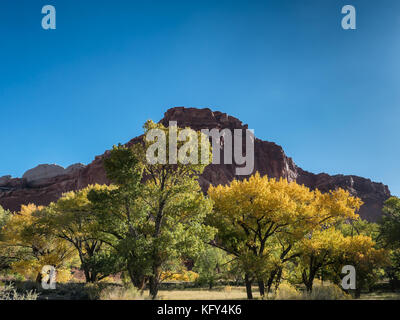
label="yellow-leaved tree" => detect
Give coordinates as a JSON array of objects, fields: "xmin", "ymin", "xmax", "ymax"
[
  {"xmin": 339, "ymin": 234, "xmax": 388, "ymax": 297},
  {"xmin": 2, "ymin": 204, "xmax": 75, "ymax": 282},
  {"xmin": 208, "ymin": 173, "xmax": 362, "ymax": 299},
  {"xmin": 296, "ymin": 228, "xmax": 346, "ymax": 292},
  {"xmin": 297, "ymin": 229, "xmax": 388, "ymax": 295}
]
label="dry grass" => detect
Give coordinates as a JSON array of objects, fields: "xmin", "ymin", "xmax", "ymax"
[
  {"xmin": 273, "ymin": 282, "xmax": 302, "ymax": 300},
  {"xmin": 98, "ymin": 285, "xmax": 145, "ymax": 300},
  {"xmin": 5, "ymin": 277, "xmax": 400, "ymax": 300},
  {"xmin": 0, "ymin": 282, "xmax": 38, "ymax": 300},
  {"xmin": 153, "ymin": 286, "xmax": 262, "ymax": 300},
  {"xmin": 359, "ymin": 291, "xmax": 400, "ymax": 300},
  {"xmin": 302, "ymin": 282, "xmax": 351, "ymax": 300},
  {"xmin": 110, "ymin": 282, "xmax": 351, "ymax": 300}
]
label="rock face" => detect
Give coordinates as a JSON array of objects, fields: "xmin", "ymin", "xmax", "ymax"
[
  {"xmin": 0, "ymin": 176, "xmax": 12, "ymax": 187},
  {"xmin": 23, "ymin": 164, "xmax": 66, "ymax": 184},
  {"xmin": 0, "ymin": 107, "xmax": 391, "ymax": 221},
  {"xmin": 65, "ymin": 163, "xmax": 86, "ymax": 175}
]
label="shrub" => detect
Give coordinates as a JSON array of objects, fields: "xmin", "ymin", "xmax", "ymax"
[
  {"xmin": 302, "ymin": 281, "xmax": 351, "ymax": 300},
  {"xmin": 84, "ymin": 283, "xmax": 143, "ymax": 300},
  {"xmin": 274, "ymin": 282, "xmax": 301, "ymax": 300},
  {"xmin": 98, "ymin": 285, "xmax": 142, "ymax": 300}
]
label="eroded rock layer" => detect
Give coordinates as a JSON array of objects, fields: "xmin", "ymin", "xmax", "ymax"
[{"xmin": 0, "ymin": 107, "xmax": 391, "ymax": 221}]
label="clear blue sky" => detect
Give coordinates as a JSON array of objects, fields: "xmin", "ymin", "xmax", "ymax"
[{"xmin": 0, "ymin": 0, "xmax": 399, "ymax": 195}]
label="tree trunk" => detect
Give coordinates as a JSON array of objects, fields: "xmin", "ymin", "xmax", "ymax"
[
  {"xmin": 83, "ymin": 266, "xmax": 97, "ymax": 283},
  {"xmin": 305, "ymin": 272, "xmax": 316, "ymax": 293},
  {"xmin": 274, "ymin": 268, "xmax": 283, "ymax": 292},
  {"xmin": 35, "ymin": 272, "xmax": 42, "ymax": 284},
  {"xmin": 257, "ymin": 279, "xmax": 265, "ymax": 297},
  {"xmin": 83, "ymin": 268, "xmax": 91, "ymax": 283},
  {"xmin": 149, "ymin": 276, "xmax": 160, "ymax": 299},
  {"xmin": 149, "ymin": 263, "xmax": 161, "ymax": 299},
  {"xmin": 302, "ymin": 266, "xmax": 316, "ymax": 293},
  {"xmin": 128, "ymin": 267, "xmax": 147, "ymax": 290},
  {"xmin": 245, "ymin": 274, "xmax": 253, "ymax": 300},
  {"xmin": 266, "ymin": 269, "xmax": 277, "ymax": 294},
  {"xmin": 355, "ymin": 286, "xmax": 361, "ymax": 298}
]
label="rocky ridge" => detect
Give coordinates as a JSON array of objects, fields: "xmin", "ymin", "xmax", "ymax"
[{"xmin": 0, "ymin": 107, "xmax": 391, "ymax": 221}]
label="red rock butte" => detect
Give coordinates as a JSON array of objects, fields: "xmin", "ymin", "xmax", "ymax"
[{"xmin": 0, "ymin": 107, "xmax": 391, "ymax": 222}]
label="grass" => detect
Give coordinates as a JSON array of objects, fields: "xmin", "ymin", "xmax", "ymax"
[
  {"xmin": 155, "ymin": 286, "xmax": 262, "ymax": 300},
  {"xmin": 0, "ymin": 282, "xmax": 38, "ymax": 300},
  {"xmin": 359, "ymin": 291, "xmax": 400, "ymax": 300},
  {"xmin": 3, "ymin": 276, "xmax": 400, "ymax": 300}
]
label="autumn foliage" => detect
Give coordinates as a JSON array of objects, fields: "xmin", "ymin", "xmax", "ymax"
[{"xmin": 0, "ymin": 122, "xmax": 391, "ymax": 300}]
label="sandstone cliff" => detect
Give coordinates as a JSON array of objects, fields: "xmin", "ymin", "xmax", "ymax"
[{"xmin": 0, "ymin": 107, "xmax": 391, "ymax": 222}]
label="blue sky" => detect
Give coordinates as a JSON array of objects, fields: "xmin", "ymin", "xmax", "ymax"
[{"xmin": 0, "ymin": 0, "xmax": 399, "ymax": 195}]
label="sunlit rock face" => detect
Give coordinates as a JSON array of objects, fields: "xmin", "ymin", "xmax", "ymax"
[{"xmin": 0, "ymin": 107, "xmax": 391, "ymax": 221}]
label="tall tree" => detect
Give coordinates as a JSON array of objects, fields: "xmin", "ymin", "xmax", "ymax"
[
  {"xmin": 90, "ymin": 120, "xmax": 216, "ymax": 299},
  {"xmin": 133, "ymin": 120, "xmax": 216, "ymax": 299}
]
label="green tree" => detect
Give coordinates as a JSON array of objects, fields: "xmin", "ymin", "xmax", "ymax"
[
  {"xmin": 137, "ymin": 121, "xmax": 216, "ymax": 299},
  {"xmin": 379, "ymin": 196, "xmax": 400, "ymax": 288},
  {"xmin": 193, "ymin": 246, "xmax": 231, "ymax": 289},
  {"xmin": 0, "ymin": 205, "xmax": 11, "ymax": 231},
  {"xmin": 0, "ymin": 205, "xmax": 14, "ymax": 271},
  {"xmin": 88, "ymin": 144, "xmax": 150, "ymax": 289},
  {"xmin": 90, "ymin": 120, "xmax": 216, "ymax": 299},
  {"xmin": 37, "ymin": 185, "xmax": 121, "ymax": 283},
  {"xmin": 380, "ymin": 197, "xmax": 400, "ymax": 246},
  {"xmin": 338, "ymin": 218, "xmax": 380, "ymax": 241}
]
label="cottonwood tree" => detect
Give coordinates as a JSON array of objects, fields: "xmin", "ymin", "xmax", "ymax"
[
  {"xmin": 135, "ymin": 121, "xmax": 216, "ymax": 299},
  {"xmin": 88, "ymin": 145, "xmax": 150, "ymax": 289},
  {"xmin": 293, "ymin": 225, "xmax": 387, "ymax": 296},
  {"xmin": 297, "ymin": 228, "xmax": 345, "ymax": 292},
  {"xmin": 379, "ymin": 197, "xmax": 400, "ymax": 289},
  {"xmin": 208, "ymin": 173, "xmax": 362, "ymax": 299},
  {"xmin": 380, "ymin": 197, "xmax": 400, "ymax": 247},
  {"xmin": 37, "ymin": 185, "xmax": 121, "ymax": 283},
  {"xmin": 340, "ymin": 234, "xmax": 387, "ymax": 297},
  {"xmin": 2, "ymin": 204, "xmax": 75, "ymax": 282},
  {"xmin": 90, "ymin": 121, "xmax": 216, "ymax": 299},
  {"xmin": 193, "ymin": 246, "xmax": 231, "ymax": 289}
]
